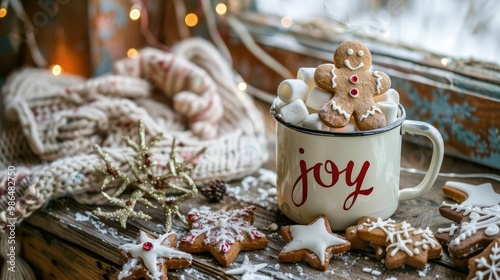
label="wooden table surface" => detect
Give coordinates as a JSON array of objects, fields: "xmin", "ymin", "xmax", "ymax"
[{"xmin": 18, "ymin": 98, "xmax": 500, "ymax": 280}]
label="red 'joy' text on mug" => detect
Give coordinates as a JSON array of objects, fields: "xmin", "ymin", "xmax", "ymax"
[{"xmin": 291, "ymin": 148, "xmax": 374, "ymax": 211}]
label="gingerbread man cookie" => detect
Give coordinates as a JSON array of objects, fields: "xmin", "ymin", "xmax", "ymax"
[
  {"xmin": 346, "ymin": 216, "xmax": 442, "ymax": 270},
  {"xmin": 315, "ymin": 41, "xmax": 391, "ymax": 130}
]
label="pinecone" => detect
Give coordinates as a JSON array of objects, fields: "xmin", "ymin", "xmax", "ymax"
[{"xmin": 199, "ymin": 179, "xmax": 227, "ymax": 203}]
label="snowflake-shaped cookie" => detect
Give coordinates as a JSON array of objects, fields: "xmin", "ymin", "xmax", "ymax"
[
  {"xmin": 346, "ymin": 216, "xmax": 442, "ymax": 269},
  {"xmin": 179, "ymin": 206, "xmax": 268, "ymax": 266},
  {"xmin": 279, "ymin": 215, "xmax": 351, "ymax": 271},
  {"xmin": 315, "ymin": 41, "xmax": 391, "ymax": 130},
  {"xmin": 118, "ymin": 231, "xmax": 192, "ymax": 280},
  {"xmin": 437, "ymin": 202, "xmax": 500, "ymax": 266},
  {"xmin": 467, "ymin": 237, "xmax": 500, "ymax": 280}
]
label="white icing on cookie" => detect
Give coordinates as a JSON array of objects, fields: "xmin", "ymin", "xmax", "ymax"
[
  {"xmin": 344, "ymin": 60, "xmax": 364, "ymax": 71},
  {"xmin": 473, "ymin": 241, "xmax": 500, "ymax": 279},
  {"xmin": 359, "ymin": 105, "xmax": 382, "ymax": 121},
  {"xmin": 363, "ymin": 218, "xmax": 438, "ymax": 258},
  {"xmin": 330, "ymin": 66, "xmax": 337, "ymax": 88},
  {"xmin": 182, "ymin": 206, "xmax": 265, "ymax": 253},
  {"xmin": 444, "ymin": 181, "xmax": 500, "ymax": 207},
  {"xmin": 281, "ymin": 217, "xmax": 347, "ymax": 265},
  {"xmin": 119, "ymin": 231, "xmax": 192, "ymax": 280},
  {"xmin": 373, "ymin": 71, "xmax": 383, "ymax": 94},
  {"xmin": 439, "ymin": 202, "xmax": 500, "ymax": 246},
  {"xmin": 330, "ymin": 100, "xmax": 350, "ymax": 119}
]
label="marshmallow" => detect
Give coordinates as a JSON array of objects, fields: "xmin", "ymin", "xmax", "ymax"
[
  {"xmin": 305, "ymin": 87, "xmax": 333, "ymax": 111},
  {"xmin": 301, "ymin": 113, "xmax": 330, "ymax": 131},
  {"xmin": 280, "ymin": 99, "xmax": 309, "ymax": 125},
  {"xmin": 374, "ymin": 88, "xmax": 400, "ymax": 104},
  {"xmin": 278, "ymin": 79, "xmax": 309, "ymax": 103},
  {"xmin": 273, "ymin": 98, "xmax": 288, "ymax": 110},
  {"xmin": 377, "ymin": 101, "xmax": 399, "ymax": 125},
  {"xmin": 297, "ymin": 67, "xmax": 316, "ymax": 91}
]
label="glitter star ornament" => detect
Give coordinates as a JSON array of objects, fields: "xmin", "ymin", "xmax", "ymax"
[
  {"xmin": 93, "ymin": 120, "xmax": 205, "ymax": 230},
  {"xmin": 179, "ymin": 206, "xmax": 268, "ymax": 267},
  {"xmin": 118, "ymin": 231, "xmax": 192, "ymax": 280},
  {"xmin": 279, "ymin": 215, "xmax": 351, "ymax": 271}
]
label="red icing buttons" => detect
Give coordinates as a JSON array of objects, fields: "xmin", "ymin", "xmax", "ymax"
[
  {"xmin": 349, "ymin": 88, "xmax": 359, "ymax": 98},
  {"xmin": 142, "ymin": 242, "xmax": 154, "ymax": 251},
  {"xmin": 349, "ymin": 75, "xmax": 359, "ymax": 84}
]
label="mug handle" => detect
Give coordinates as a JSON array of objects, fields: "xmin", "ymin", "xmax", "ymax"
[{"xmin": 399, "ymin": 120, "xmax": 444, "ymax": 200}]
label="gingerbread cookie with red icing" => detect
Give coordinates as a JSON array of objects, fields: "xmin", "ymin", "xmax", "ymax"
[
  {"xmin": 179, "ymin": 206, "xmax": 268, "ymax": 267},
  {"xmin": 118, "ymin": 230, "xmax": 192, "ymax": 280},
  {"xmin": 315, "ymin": 41, "xmax": 391, "ymax": 130},
  {"xmin": 436, "ymin": 202, "xmax": 500, "ymax": 267},
  {"xmin": 278, "ymin": 215, "xmax": 350, "ymax": 271},
  {"xmin": 346, "ymin": 216, "xmax": 442, "ymax": 269}
]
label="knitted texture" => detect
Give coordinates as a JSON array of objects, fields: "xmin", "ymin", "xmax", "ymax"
[{"xmin": 0, "ymin": 38, "xmax": 269, "ymax": 231}]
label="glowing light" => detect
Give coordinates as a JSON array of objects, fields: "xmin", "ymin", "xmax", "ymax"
[
  {"xmin": 0, "ymin": 8, "xmax": 6, "ymax": 18},
  {"xmin": 215, "ymin": 3, "xmax": 227, "ymax": 15},
  {"xmin": 383, "ymin": 31, "xmax": 391, "ymax": 38},
  {"xmin": 281, "ymin": 16, "xmax": 293, "ymax": 28},
  {"xmin": 129, "ymin": 6, "xmax": 141, "ymax": 21},
  {"xmin": 237, "ymin": 82, "xmax": 247, "ymax": 91},
  {"xmin": 185, "ymin": 13, "xmax": 198, "ymax": 27},
  {"xmin": 127, "ymin": 48, "xmax": 138, "ymax": 58},
  {"xmin": 51, "ymin": 65, "xmax": 63, "ymax": 76},
  {"xmin": 441, "ymin": 57, "xmax": 449, "ymax": 67}
]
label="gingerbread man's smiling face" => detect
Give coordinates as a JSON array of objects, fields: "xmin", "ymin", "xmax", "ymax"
[{"xmin": 334, "ymin": 41, "xmax": 372, "ymax": 71}]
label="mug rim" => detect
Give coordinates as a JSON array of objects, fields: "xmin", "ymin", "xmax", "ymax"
[{"xmin": 270, "ymin": 99, "xmax": 406, "ymax": 137}]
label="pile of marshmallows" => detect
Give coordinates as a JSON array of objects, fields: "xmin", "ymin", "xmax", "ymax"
[{"xmin": 273, "ymin": 67, "xmax": 400, "ymax": 132}]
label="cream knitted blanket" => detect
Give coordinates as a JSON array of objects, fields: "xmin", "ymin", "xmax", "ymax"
[{"xmin": 0, "ymin": 38, "xmax": 269, "ymax": 231}]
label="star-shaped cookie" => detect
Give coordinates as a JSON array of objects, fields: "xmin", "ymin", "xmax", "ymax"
[
  {"xmin": 346, "ymin": 216, "xmax": 442, "ymax": 270},
  {"xmin": 118, "ymin": 231, "xmax": 192, "ymax": 280},
  {"xmin": 278, "ymin": 215, "xmax": 351, "ymax": 271},
  {"xmin": 442, "ymin": 181, "xmax": 500, "ymax": 206},
  {"xmin": 179, "ymin": 206, "xmax": 268, "ymax": 267},
  {"xmin": 467, "ymin": 237, "xmax": 500, "ymax": 280}
]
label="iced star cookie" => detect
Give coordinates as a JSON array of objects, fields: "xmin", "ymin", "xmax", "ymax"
[
  {"xmin": 118, "ymin": 231, "xmax": 192, "ymax": 280},
  {"xmin": 466, "ymin": 237, "xmax": 500, "ymax": 280},
  {"xmin": 179, "ymin": 206, "xmax": 268, "ymax": 267},
  {"xmin": 346, "ymin": 216, "xmax": 442, "ymax": 269},
  {"xmin": 442, "ymin": 181, "xmax": 500, "ymax": 207},
  {"xmin": 278, "ymin": 215, "xmax": 351, "ymax": 271},
  {"xmin": 315, "ymin": 40, "xmax": 391, "ymax": 130},
  {"xmin": 436, "ymin": 202, "xmax": 500, "ymax": 266}
]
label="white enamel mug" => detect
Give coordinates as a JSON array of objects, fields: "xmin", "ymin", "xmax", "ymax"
[{"xmin": 271, "ymin": 101, "xmax": 444, "ymax": 230}]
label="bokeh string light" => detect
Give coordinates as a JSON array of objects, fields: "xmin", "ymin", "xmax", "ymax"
[{"xmin": 129, "ymin": 3, "xmax": 141, "ymax": 21}]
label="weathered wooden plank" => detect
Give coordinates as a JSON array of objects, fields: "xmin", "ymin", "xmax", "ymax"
[{"xmin": 18, "ymin": 224, "xmax": 120, "ymax": 280}]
